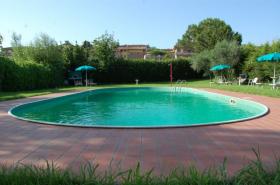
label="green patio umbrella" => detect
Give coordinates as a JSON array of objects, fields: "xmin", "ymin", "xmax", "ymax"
[
  {"xmin": 210, "ymin": 64, "xmax": 231, "ymax": 71},
  {"xmin": 75, "ymin": 65, "xmax": 96, "ymax": 86},
  {"xmin": 209, "ymin": 64, "xmax": 231, "ymax": 82},
  {"xmin": 257, "ymin": 52, "xmax": 280, "ymax": 85}
]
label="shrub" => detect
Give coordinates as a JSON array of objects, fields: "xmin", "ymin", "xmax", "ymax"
[
  {"xmin": 241, "ymin": 40, "xmax": 280, "ymax": 80},
  {"xmin": 0, "ymin": 57, "xmax": 63, "ymax": 91}
]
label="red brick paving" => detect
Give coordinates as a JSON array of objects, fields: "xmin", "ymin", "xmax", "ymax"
[{"xmin": 0, "ymin": 88, "xmax": 280, "ymax": 175}]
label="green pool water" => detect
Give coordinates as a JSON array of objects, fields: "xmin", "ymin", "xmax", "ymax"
[{"xmin": 9, "ymin": 87, "xmax": 268, "ymax": 128}]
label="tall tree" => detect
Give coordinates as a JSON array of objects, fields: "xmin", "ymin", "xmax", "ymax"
[
  {"xmin": 10, "ymin": 32, "xmax": 24, "ymax": 60},
  {"xmin": 61, "ymin": 40, "xmax": 92, "ymax": 71},
  {"xmin": 242, "ymin": 40, "xmax": 280, "ymax": 80},
  {"xmin": 11, "ymin": 32, "xmax": 22, "ymax": 47},
  {"xmin": 176, "ymin": 18, "xmax": 242, "ymax": 53},
  {"xmin": 0, "ymin": 34, "xmax": 2, "ymax": 44},
  {"xmin": 82, "ymin": 40, "xmax": 92, "ymax": 63},
  {"xmin": 12, "ymin": 33, "xmax": 65, "ymax": 76},
  {"xmin": 82, "ymin": 40, "xmax": 92, "ymax": 48},
  {"xmin": 0, "ymin": 34, "xmax": 3, "ymax": 54},
  {"xmin": 211, "ymin": 40, "xmax": 241, "ymax": 67},
  {"xmin": 72, "ymin": 43, "xmax": 87, "ymax": 67},
  {"xmin": 30, "ymin": 33, "xmax": 64, "ymax": 67},
  {"xmin": 190, "ymin": 49, "xmax": 213, "ymax": 76},
  {"xmin": 190, "ymin": 40, "xmax": 241, "ymax": 76},
  {"xmin": 61, "ymin": 41, "xmax": 75, "ymax": 70},
  {"xmin": 91, "ymin": 33, "xmax": 119, "ymax": 69}
]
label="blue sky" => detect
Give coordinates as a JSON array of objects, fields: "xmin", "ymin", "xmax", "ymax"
[{"xmin": 1, "ymin": 0, "xmax": 279, "ymax": 48}]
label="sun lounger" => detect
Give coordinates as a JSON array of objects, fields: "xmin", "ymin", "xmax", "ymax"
[
  {"xmin": 87, "ymin": 79, "xmax": 97, "ymax": 86},
  {"xmin": 74, "ymin": 79, "xmax": 83, "ymax": 86},
  {"xmin": 210, "ymin": 76, "xmax": 232, "ymax": 85}
]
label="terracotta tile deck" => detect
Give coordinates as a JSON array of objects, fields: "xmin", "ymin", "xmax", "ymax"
[{"xmin": 0, "ymin": 88, "xmax": 280, "ymax": 174}]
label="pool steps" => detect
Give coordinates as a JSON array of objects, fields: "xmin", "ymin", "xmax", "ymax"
[{"xmin": 173, "ymin": 80, "xmax": 186, "ymax": 92}]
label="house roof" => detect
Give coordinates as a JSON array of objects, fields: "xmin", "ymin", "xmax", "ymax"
[{"xmin": 117, "ymin": 45, "xmax": 149, "ymax": 50}]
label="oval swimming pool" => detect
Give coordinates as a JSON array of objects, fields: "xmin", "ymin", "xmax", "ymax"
[{"xmin": 9, "ymin": 87, "xmax": 268, "ymax": 128}]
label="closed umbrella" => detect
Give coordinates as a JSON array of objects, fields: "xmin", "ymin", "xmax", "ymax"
[
  {"xmin": 75, "ymin": 65, "xmax": 96, "ymax": 86},
  {"xmin": 257, "ymin": 52, "xmax": 280, "ymax": 87}
]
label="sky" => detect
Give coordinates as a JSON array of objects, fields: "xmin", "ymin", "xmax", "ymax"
[{"xmin": 1, "ymin": 0, "xmax": 279, "ymax": 48}]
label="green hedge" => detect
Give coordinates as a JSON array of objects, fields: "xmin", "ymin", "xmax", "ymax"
[
  {"xmin": 0, "ymin": 57, "xmax": 201, "ymax": 91},
  {"xmin": 94, "ymin": 58, "xmax": 202, "ymax": 83},
  {"xmin": 0, "ymin": 57, "xmax": 63, "ymax": 91}
]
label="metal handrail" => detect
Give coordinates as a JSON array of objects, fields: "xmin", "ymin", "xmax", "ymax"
[{"xmin": 173, "ymin": 80, "xmax": 186, "ymax": 92}]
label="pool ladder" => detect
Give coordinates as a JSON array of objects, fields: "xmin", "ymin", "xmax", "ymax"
[{"xmin": 173, "ymin": 80, "xmax": 186, "ymax": 92}]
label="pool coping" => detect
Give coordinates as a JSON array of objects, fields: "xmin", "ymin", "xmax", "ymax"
[{"xmin": 8, "ymin": 87, "xmax": 269, "ymax": 129}]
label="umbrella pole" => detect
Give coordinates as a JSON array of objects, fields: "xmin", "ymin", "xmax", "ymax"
[
  {"xmin": 274, "ymin": 63, "xmax": 276, "ymax": 78},
  {"xmin": 86, "ymin": 70, "xmax": 88, "ymax": 87},
  {"xmin": 270, "ymin": 62, "xmax": 276, "ymax": 89},
  {"xmin": 273, "ymin": 63, "xmax": 276, "ymax": 85}
]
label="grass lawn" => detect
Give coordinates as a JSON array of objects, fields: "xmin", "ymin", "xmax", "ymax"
[
  {"xmin": 0, "ymin": 87, "xmax": 90, "ymax": 101},
  {"xmin": 187, "ymin": 79, "xmax": 280, "ymax": 98},
  {"xmin": 0, "ymin": 79, "xmax": 279, "ymax": 101}
]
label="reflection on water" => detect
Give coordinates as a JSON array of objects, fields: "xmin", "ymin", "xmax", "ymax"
[{"xmin": 12, "ymin": 88, "xmax": 267, "ymax": 127}]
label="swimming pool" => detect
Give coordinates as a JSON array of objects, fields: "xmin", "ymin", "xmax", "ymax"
[{"xmin": 9, "ymin": 87, "xmax": 268, "ymax": 128}]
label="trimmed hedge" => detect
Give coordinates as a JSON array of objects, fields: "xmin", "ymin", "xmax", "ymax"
[
  {"xmin": 94, "ymin": 58, "xmax": 202, "ymax": 83},
  {"xmin": 0, "ymin": 57, "xmax": 201, "ymax": 91},
  {"xmin": 0, "ymin": 57, "xmax": 63, "ymax": 91}
]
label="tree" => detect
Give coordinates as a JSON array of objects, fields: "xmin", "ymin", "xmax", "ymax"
[
  {"xmin": 190, "ymin": 49, "xmax": 213, "ymax": 76},
  {"xmin": 82, "ymin": 40, "xmax": 92, "ymax": 48},
  {"xmin": 61, "ymin": 40, "xmax": 91, "ymax": 71},
  {"xmin": 90, "ymin": 33, "xmax": 119, "ymax": 69},
  {"xmin": 11, "ymin": 33, "xmax": 65, "ymax": 86},
  {"xmin": 211, "ymin": 40, "xmax": 241, "ymax": 67},
  {"xmin": 190, "ymin": 40, "xmax": 241, "ymax": 76},
  {"xmin": 72, "ymin": 43, "xmax": 87, "ymax": 68},
  {"xmin": 176, "ymin": 18, "xmax": 242, "ymax": 53},
  {"xmin": 241, "ymin": 40, "xmax": 280, "ymax": 80},
  {"xmin": 0, "ymin": 34, "xmax": 2, "ymax": 45},
  {"xmin": 0, "ymin": 34, "xmax": 3, "ymax": 54},
  {"xmin": 61, "ymin": 41, "xmax": 75, "ymax": 70},
  {"xmin": 271, "ymin": 39, "xmax": 280, "ymax": 53},
  {"xmin": 30, "ymin": 33, "xmax": 64, "ymax": 67},
  {"xmin": 32, "ymin": 33, "xmax": 65, "ymax": 86},
  {"xmin": 10, "ymin": 32, "xmax": 24, "ymax": 60},
  {"xmin": 11, "ymin": 32, "xmax": 22, "ymax": 47},
  {"xmin": 82, "ymin": 40, "xmax": 92, "ymax": 64}
]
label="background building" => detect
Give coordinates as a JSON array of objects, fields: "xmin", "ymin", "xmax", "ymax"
[
  {"xmin": 116, "ymin": 45, "xmax": 149, "ymax": 59},
  {"xmin": 1, "ymin": 47, "xmax": 13, "ymax": 57}
]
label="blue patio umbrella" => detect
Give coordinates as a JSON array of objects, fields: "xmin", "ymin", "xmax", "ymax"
[
  {"xmin": 210, "ymin": 64, "xmax": 231, "ymax": 71},
  {"xmin": 75, "ymin": 65, "xmax": 96, "ymax": 86},
  {"xmin": 257, "ymin": 52, "xmax": 280, "ymax": 84}
]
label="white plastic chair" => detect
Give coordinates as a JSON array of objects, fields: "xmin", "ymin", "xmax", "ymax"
[{"xmin": 248, "ymin": 77, "xmax": 262, "ymax": 86}]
